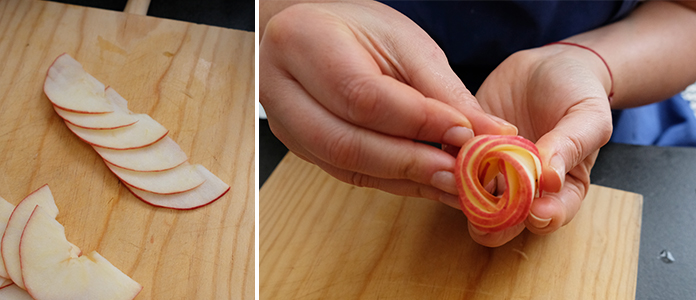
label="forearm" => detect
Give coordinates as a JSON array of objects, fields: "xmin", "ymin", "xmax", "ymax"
[{"xmin": 563, "ymin": 1, "xmax": 696, "ymax": 109}]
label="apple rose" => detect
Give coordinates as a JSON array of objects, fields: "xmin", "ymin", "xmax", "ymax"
[{"xmin": 455, "ymin": 135, "xmax": 543, "ymax": 233}]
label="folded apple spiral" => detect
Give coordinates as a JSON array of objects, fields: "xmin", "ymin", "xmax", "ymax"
[{"xmin": 455, "ymin": 135, "xmax": 542, "ymax": 233}]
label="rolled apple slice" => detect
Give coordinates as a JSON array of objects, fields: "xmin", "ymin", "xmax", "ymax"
[
  {"xmin": 0, "ymin": 278, "xmax": 12, "ymax": 290},
  {"xmin": 65, "ymin": 114, "xmax": 168, "ymax": 150},
  {"xmin": 455, "ymin": 135, "xmax": 542, "ymax": 233},
  {"xmin": 53, "ymin": 88, "xmax": 138, "ymax": 130},
  {"xmin": 0, "ymin": 197, "xmax": 15, "ymax": 279},
  {"xmin": 125, "ymin": 165, "xmax": 230, "ymax": 210},
  {"xmin": 1, "ymin": 185, "xmax": 59, "ymax": 289},
  {"xmin": 20, "ymin": 206, "xmax": 142, "ymax": 300},
  {"xmin": 106, "ymin": 161, "xmax": 205, "ymax": 194},
  {"xmin": 44, "ymin": 53, "xmax": 112, "ymax": 114},
  {"xmin": 0, "ymin": 284, "xmax": 33, "ymax": 299},
  {"xmin": 94, "ymin": 137, "xmax": 188, "ymax": 172}
]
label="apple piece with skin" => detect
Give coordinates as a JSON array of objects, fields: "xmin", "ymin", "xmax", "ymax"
[
  {"xmin": 44, "ymin": 54, "xmax": 113, "ymax": 114},
  {"xmin": 0, "ymin": 196, "xmax": 15, "ymax": 279},
  {"xmin": 1, "ymin": 185, "xmax": 59, "ymax": 289},
  {"xmin": 20, "ymin": 206, "xmax": 142, "ymax": 300},
  {"xmin": 0, "ymin": 278, "xmax": 12, "ymax": 290},
  {"xmin": 64, "ymin": 114, "xmax": 168, "ymax": 150},
  {"xmin": 455, "ymin": 135, "xmax": 542, "ymax": 233},
  {"xmin": 53, "ymin": 88, "xmax": 138, "ymax": 130},
  {"xmin": 93, "ymin": 136, "xmax": 188, "ymax": 172},
  {"xmin": 0, "ymin": 284, "xmax": 33, "ymax": 299},
  {"xmin": 106, "ymin": 161, "xmax": 205, "ymax": 194},
  {"xmin": 125, "ymin": 164, "xmax": 230, "ymax": 210}
]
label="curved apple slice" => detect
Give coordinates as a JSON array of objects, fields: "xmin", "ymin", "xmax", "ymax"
[
  {"xmin": 44, "ymin": 54, "xmax": 113, "ymax": 114},
  {"xmin": 1, "ymin": 185, "xmax": 59, "ymax": 289},
  {"xmin": 0, "ymin": 284, "xmax": 33, "ymax": 299},
  {"xmin": 125, "ymin": 165, "xmax": 230, "ymax": 210},
  {"xmin": 53, "ymin": 88, "xmax": 138, "ymax": 130},
  {"xmin": 455, "ymin": 135, "xmax": 542, "ymax": 233},
  {"xmin": 20, "ymin": 206, "xmax": 142, "ymax": 300},
  {"xmin": 94, "ymin": 137, "xmax": 188, "ymax": 172},
  {"xmin": 0, "ymin": 197, "xmax": 15, "ymax": 279},
  {"xmin": 0, "ymin": 278, "xmax": 12, "ymax": 290},
  {"xmin": 65, "ymin": 114, "xmax": 168, "ymax": 150},
  {"xmin": 106, "ymin": 161, "xmax": 204, "ymax": 194}
]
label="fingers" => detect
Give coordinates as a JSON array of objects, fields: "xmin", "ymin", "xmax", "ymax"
[
  {"xmin": 468, "ymin": 221, "xmax": 526, "ymax": 247},
  {"xmin": 525, "ymin": 172, "xmax": 590, "ymax": 235}
]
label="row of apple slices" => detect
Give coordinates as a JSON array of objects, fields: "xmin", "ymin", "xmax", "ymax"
[
  {"xmin": 44, "ymin": 54, "xmax": 229, "ymax": 210},
  {"xmin": 0, "ymin": 186, "xmax": 142, "ymax": 300}
]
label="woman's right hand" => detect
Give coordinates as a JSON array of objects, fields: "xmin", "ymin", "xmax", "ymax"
[{"xmin": 259, "ymin": 1, "xmax": 516, "ymax": 204}]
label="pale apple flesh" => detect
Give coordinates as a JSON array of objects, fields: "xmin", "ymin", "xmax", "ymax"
[
  {"xmin": 0, "ymin": 284, "xmax": 33, "ymax": 299},
  {"xmin": 65, "ymin": 114, "xmax": 168, "ymax": 150},
  {"xmin": 0, "ymin": 197, "xmax": 14, "ymax": 279},
  {"xmin": 44, "ymin": 54, "xmax": 113, "ymax": 114},
  {"xmin": 125, "ymin": 165, "xmax": 230, "ymax": 210},
  {"xmin": 105, "ymin": 161, "xmax": 205, "ymax": 194},
  {"xmin": 1, "ymin": 185, "xmax": 59, "ymax": 289},
  {"xmin": 53, "ymin": 88, "xmax": 138, "ymax": 130},
  {"xmin": 455, "ymin": 135, "xmax": 542, "ymax": 233},
  {"xmin": 0, "ymin": 278, "xmax": 12, "ymax": 290},
  {"xmin": 93, "ymin": 137, "xmax": 188, "ymax": 172},
  {"xmin": 20, "ymin": 206, "xmax": 142, "ymax": 300}
]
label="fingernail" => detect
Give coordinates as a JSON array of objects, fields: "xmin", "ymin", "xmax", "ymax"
[
  {"xmin": 431, "ymin": 171, "xmax": 458, "ymax": 195},
  {"xmin": 442, "ymin": 126, "xmax": 474, "ymax": 147},
  {"xmin": 469, "ymin": 224, "xmax": 488, "ymax": 237},
  {"xmin": 489, "ymin": 115, "xmax": 518, "ymax": 135},
  {"xmin": 528, "ymin": 212, "xmax": 552, "ymax": 229},
  {"xmin": 439, "ymin": 193, "xmax": 461, "ymax": 209},
  {"xmin": 549, "ymin": 155, "xmax": 566, "ymax": 186}
]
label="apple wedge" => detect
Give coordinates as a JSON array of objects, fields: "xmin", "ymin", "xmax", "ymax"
[
  {"xmin": 1, "ymin": 185, "xmax": 59, "ymax": 289},
  {"xmin": 44, "ymin": 54, "xmax": 112, "ymax": 114},
  {"xmin": 125, "ymin": 164, "xmax": 230, "ymax": 210},
  {"xmin": 0, "ymin": 196, "xmax": 15, "ymax": 279},
  {"xmin": 94, "ymin": 137, "xmax": 188, "ymax": 172},
  {"xmin": 105, "ymin": 161, "xmax": 204, "ymax": 194},
  {"xmin": 0, "ymin": 284, "xmax": 33, "ymax": 299},
  {"xmin": 455, "ymin": 135, "xmax": 542, "ymax": 233},
  {"xmin": 65, "ymin": 114, "xmax": 168, "ymax": 150},
  {"xmin": 53, "ymin": 88, "xmax": 138, "ymax": 130},
  {"xmin": 20, "ymin": 206, "xmax": 142, "ymax": 300},
  {"xmin": 0, "ymin": 278, "xmax": 12, "ymax": 290}
]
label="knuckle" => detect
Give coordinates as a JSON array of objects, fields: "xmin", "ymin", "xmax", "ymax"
[
  {"xmin": 324, "ymin": 129, "xmax": 362, "ymax": 171},
  {"xmin": 341, "ymin": 76, "xmax": 382, "ymax": 125}
]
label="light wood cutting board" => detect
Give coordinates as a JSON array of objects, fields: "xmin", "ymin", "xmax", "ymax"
[
  {"xmin": 0, "ymin": 1, "xmax": 254, "ymax": 299},
  {"xmin": 260, "ymin": 153, "xmax": 643, "ymax": 300}
]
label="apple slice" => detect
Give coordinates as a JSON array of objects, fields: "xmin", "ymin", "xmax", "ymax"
[
  {"xmin": 455, "ymin": 135, "xmax": 542, "ymax": 233},
  {"xmin": 125, "ymin": 164, "xmax": 230, "ymax": 210},
  {"xmin": 65, "ymin": 114, "xmax": 168, "ymax": 150},
  {"xmin": 44, "ymin": 54, "xmax": 113, "ymax": 114},
  {"xmin": 0, "ymin": 284, "xmax": 33, "ymax": 299},
  {"xmin": 53, "ymin": 88, "xmax": 138, "ymax": 130},
  {"xmin": 1, "ymin": 185, "xmax": 59, "ymax": 289},
  {"xmin": 0, "ymin": 197, "xmax": 15, "ymax": 279},
  {"xmin": 0, "ymin": 278, "xmax": 12, "ymax": 290},
  {"xmin": 93, "ymin": 137, "xmax": 188, "ymax": 172},
  {"xmin": 105, "ymin": 161, "xmax": 205, "ymax": 194},
  {"xmin": 20, "ymin": 206, "xmax": 142, "ymax": 300}
]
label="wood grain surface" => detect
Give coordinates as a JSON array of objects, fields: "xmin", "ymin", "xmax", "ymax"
[
  {"xmin": 260, "ymin": 153, "xmax": 643, "ymax": 300},
  {"xmin": 0, "ymin": 0, "xmax": 254, "ymax": 299}
]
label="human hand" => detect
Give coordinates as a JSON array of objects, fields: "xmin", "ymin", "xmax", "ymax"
[
  {"xmin": 260, "ymin": 2, "xmax": 515, "ymax": 203},
  {"xmin": 472, "ymin": 44, "xmax": 614, "ymax": 246}
]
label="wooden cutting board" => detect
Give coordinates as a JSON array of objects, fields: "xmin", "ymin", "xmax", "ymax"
[
  {"xmin": 0, "ymin": 1, "xmax": 254, "ymax": 299},
  {"xmin": 260, "ymin": 154, "xmax": 643, "ymax": 300}
]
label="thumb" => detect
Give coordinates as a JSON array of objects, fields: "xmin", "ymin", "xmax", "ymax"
[{"xmin": 534, "ymin": 102, "xmax": 612, "ymax": 193}]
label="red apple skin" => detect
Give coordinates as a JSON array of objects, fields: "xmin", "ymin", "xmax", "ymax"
[
  {"xmin": 65, "ymin": 120, "xmax": 169, "ymax": 150},
  {"xmin": 125, "ymin": 184, "xmax": 230, "ymax": 210},
  {"xmin": 455, "ymin": 135, "xmax": 542, "ymax": 233}
]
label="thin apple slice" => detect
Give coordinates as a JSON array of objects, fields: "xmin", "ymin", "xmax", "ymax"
[
  {"xmin": 455, "ymin": 135, "xmax": 542, "ymax": 233},
  {"xmin": 106, "ymin": 161, "xmax": 205, "ymax": 194},
  {"xmin": 20, "ymin": 206, "xmax": 142, "ymax": 300},
  {"xmin": 0, "ymin": 197, "xmax": 15, "ymax": 279},
  {"xmin": 53, "ymin": 88, "xmax": 138, "ymax": 130},
  {"xmin": 1, "ymin": 185, "xmax": 59, "ymax": 289},
  {"xmin": 65, "ymin": 114, "xmax": 168, "ymax": 150},
  {"xmin": 0, "ymin": 278, "xmax": 12, "ymax": 290},
  {"xmin": 93, "ymin": 137, "xmax": 188, "ymax": 172},
  {"xmin": 125, "ymin": 165, "xmax": 230, "ymax": 210},
  {"xmin": 44, "ymin": 54, "xmax": 112, "ymax": 114},
  {"xmin": 0, "ymin": 284, "xmax": 33, "ymax": 299}
]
